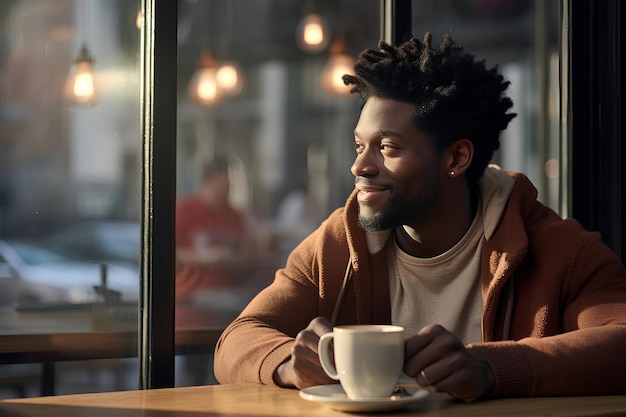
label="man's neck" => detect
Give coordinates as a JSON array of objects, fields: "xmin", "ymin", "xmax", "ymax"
[{"xmin": 395, "ymin": 190, "xmax": 477, "ymax": 258}]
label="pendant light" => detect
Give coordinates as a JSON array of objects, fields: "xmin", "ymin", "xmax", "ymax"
[
  {"xmin": 321, "ymin": 38, "xmax": 353, "ymax": 97},
  {"xmin": 296, "ymin": 1, "xmax": 330, "ymax": 54},
  {"xmin": 214, "ymin": 0, "xmax": 244, "ymax": 97},
  {"xmin": 65, "ymin": 0, "xmax": 97, "ymax": 106},
  {"xmin": 216, "ymin": 62, "xmax": 244, "ymax": 97},
  {"xmin": 187, "ymin": 49, "xmax": 221, "ymax": 107},
  {"xmin": 187, "ymin": 1, "xmax": 244, "ymax": 107}
]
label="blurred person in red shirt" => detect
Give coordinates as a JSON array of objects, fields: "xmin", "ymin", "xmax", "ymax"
[
  {"xmin": 175, "ymin": 156, "xmax": 251, "ymax": 303},
  {"xmin": 175, "ymin": 156, "xmax": 255, "ymax": 386}
]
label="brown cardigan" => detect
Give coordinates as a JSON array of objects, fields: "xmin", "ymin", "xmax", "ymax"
[{"xmin": 214, "ymin": 171, "xmax": 626, "ymax": 397}]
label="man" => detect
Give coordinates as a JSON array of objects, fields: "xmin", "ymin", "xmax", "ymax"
[
  {"xmin": 214, "ymin": 33, "xmax": 626, "ymax": 399},
  {"xmin": 175, "ymin": 156, "xmax": 254, "ymax": 385},
  {"xmin": 175, "ymin": 157, "xmax": 251, "ymax": 302}
]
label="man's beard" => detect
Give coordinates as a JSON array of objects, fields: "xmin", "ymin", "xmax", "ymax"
[
  {"xmin": 357, "ymin": 181, "xmax": 439, "ymax": 232},
  {"xmin": 358, "ymin": 197, "xmax": 411, "ymax": 232}
]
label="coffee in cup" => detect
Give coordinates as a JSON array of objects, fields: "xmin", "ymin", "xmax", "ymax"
[{"xmin": 318, "ymin": 324, "xmax": 405, "ymax": 400}]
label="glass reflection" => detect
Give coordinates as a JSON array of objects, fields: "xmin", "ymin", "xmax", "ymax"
[{"xmin": 0, "ymin": 0, "xmax": 141, "ymax": 397}]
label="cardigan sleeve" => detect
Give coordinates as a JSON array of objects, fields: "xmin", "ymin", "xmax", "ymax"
[
  {"xmin": 213, "ymin": 232, "xmax": 323, "ymax": 385},
  {"xmin": 213, "ymin": 208, "xmax": 355, "ymax": 385}
]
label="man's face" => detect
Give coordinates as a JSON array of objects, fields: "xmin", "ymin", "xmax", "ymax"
[
  {"xmin": 205, "ymin": 171, "xmax": 231, "ymax": 207},
  {"xmin": 351, "ymin": 97, "xmax": 444, "ymax": 232}
]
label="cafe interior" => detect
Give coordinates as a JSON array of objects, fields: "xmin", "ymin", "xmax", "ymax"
[{"xmin": 0, "ymin": 0, "xmax": 624, "ymax": 415}]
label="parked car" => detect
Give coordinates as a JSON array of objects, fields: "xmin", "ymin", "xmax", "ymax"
[
  {"xmin": 46, "ymin": 220, "xmax": 141, "ymax": 266},
  {"xmin": 0, "ymin": 238, "xmax": 138, "ymax": 307}
]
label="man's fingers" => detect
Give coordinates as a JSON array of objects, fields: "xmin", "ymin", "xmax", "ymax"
[
  {"xmin": 404, "ymin": 324, "xmax": 466, "ymax": 376},
  {"xmin": 292, "ymin": 338, "xmax": 323, "ymax": 365},
  {"xmin": 404, "ymin": 324, "xmax": 445, "ymax": 358},
  {"xmin": 308, "ymin": 316, "xmax": 333, "ymax": 336}
]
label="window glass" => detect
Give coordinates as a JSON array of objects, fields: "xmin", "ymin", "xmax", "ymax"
[
  {"xmin": 0, "ymin": 0, "xmax": 141, "ymax": 397},
  {"xmin": 410, "ymin": 0, "xmax": 561, "ymax": 209}
]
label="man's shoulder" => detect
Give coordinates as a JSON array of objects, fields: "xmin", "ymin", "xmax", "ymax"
[{"xmin": 503, "ymin": 176, "xmax": 601, "ymax": 251}]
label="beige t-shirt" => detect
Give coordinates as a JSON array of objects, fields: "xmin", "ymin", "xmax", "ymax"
[
  {"xmin": 387, "ymin": 166, "xmax": 515, "ymax": 382},
  {"xmin": 388, "ymin": 209, "xmax": 485, "ymax": 345}
]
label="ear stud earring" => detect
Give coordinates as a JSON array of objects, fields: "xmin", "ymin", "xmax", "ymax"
[{"xmin": 449, "ymin": 170, "xmax": 455, "ymax": 177}]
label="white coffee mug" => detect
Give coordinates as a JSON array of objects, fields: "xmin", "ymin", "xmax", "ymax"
[{"xmin": 318, "ymin": 324, "xmax": 405, "ymax": 400}]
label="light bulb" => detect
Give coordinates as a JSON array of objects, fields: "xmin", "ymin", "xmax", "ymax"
[
  {"xmin": 321, "ymin": 53, "xmax": 353, "ymax": 97},
  {"xmin": 189, "ymin": 67, "xmax": 220, "ymax": 106},
  {"xmin": 73, "ymin": 64, "xmax": 96, "ymax": 98},
  {"xmin": 65, "ymin": 45, "xmax": 97, "ymax": 105},
  {"xmin": 188, "ymin": 50, "xmax": 221, "ymax": 107},
  {"xmin": 216, "ymin": 63, "xmax": 244, "ymax": 96},
  {"xmin": 296, "ymin": 13, "xmax": 330, "ymax": 53}
]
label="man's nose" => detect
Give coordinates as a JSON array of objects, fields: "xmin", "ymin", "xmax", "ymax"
[{"xmin": 351, "ymin": 148, "xmax": 379, "ymax": 177}]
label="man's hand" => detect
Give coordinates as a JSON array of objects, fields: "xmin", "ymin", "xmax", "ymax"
[
  {"xmin": 274, "ymin": 317, "xmax": 335, "ymax": 389},
  {"xmin": 404, "ymin": 324, "xmax": 495, "ymax": 400}
]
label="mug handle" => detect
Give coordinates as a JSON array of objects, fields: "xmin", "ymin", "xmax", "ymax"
[{"xmin": 318, "ymin": 332, "xmax": 340, "ymax": 380}]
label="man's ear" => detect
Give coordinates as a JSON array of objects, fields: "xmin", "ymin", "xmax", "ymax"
[{"xmin": 444, "ymin": 139, "xmax": 474, "ymax": 176}]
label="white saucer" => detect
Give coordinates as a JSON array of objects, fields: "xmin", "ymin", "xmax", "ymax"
[{"xmin": 299, "ymin": 384, "xmax": 429, "ymax": 412}]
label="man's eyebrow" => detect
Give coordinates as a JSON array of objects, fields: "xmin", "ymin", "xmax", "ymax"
[
  {"xmin": 353, "ymin": 129, "xmax": 404, "ymax": 138},
  {"xmin": 377, "ymin": 130, "xmax": 403, "ymax": 138}
]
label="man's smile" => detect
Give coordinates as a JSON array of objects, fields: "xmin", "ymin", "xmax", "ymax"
[{"xmin": 355, "ymin": 182, "xmax": 391, "ymax": 203}]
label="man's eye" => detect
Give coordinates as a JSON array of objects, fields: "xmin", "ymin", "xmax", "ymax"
[{"xmin": 354, "ymin": 142, "xmax": 364, "ymax": 152}]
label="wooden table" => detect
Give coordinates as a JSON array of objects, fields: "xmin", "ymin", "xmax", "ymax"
[
  {"xmin": 0, "ymin": 305, "xmax": 230, "ymax": 395},
  {"xmin": 0, "ymin": 305, "xmax": 228, "ymax": 363},
  {"xmin": 1, "ymin": 383, "xmax": 625, "ymax": 417}
]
